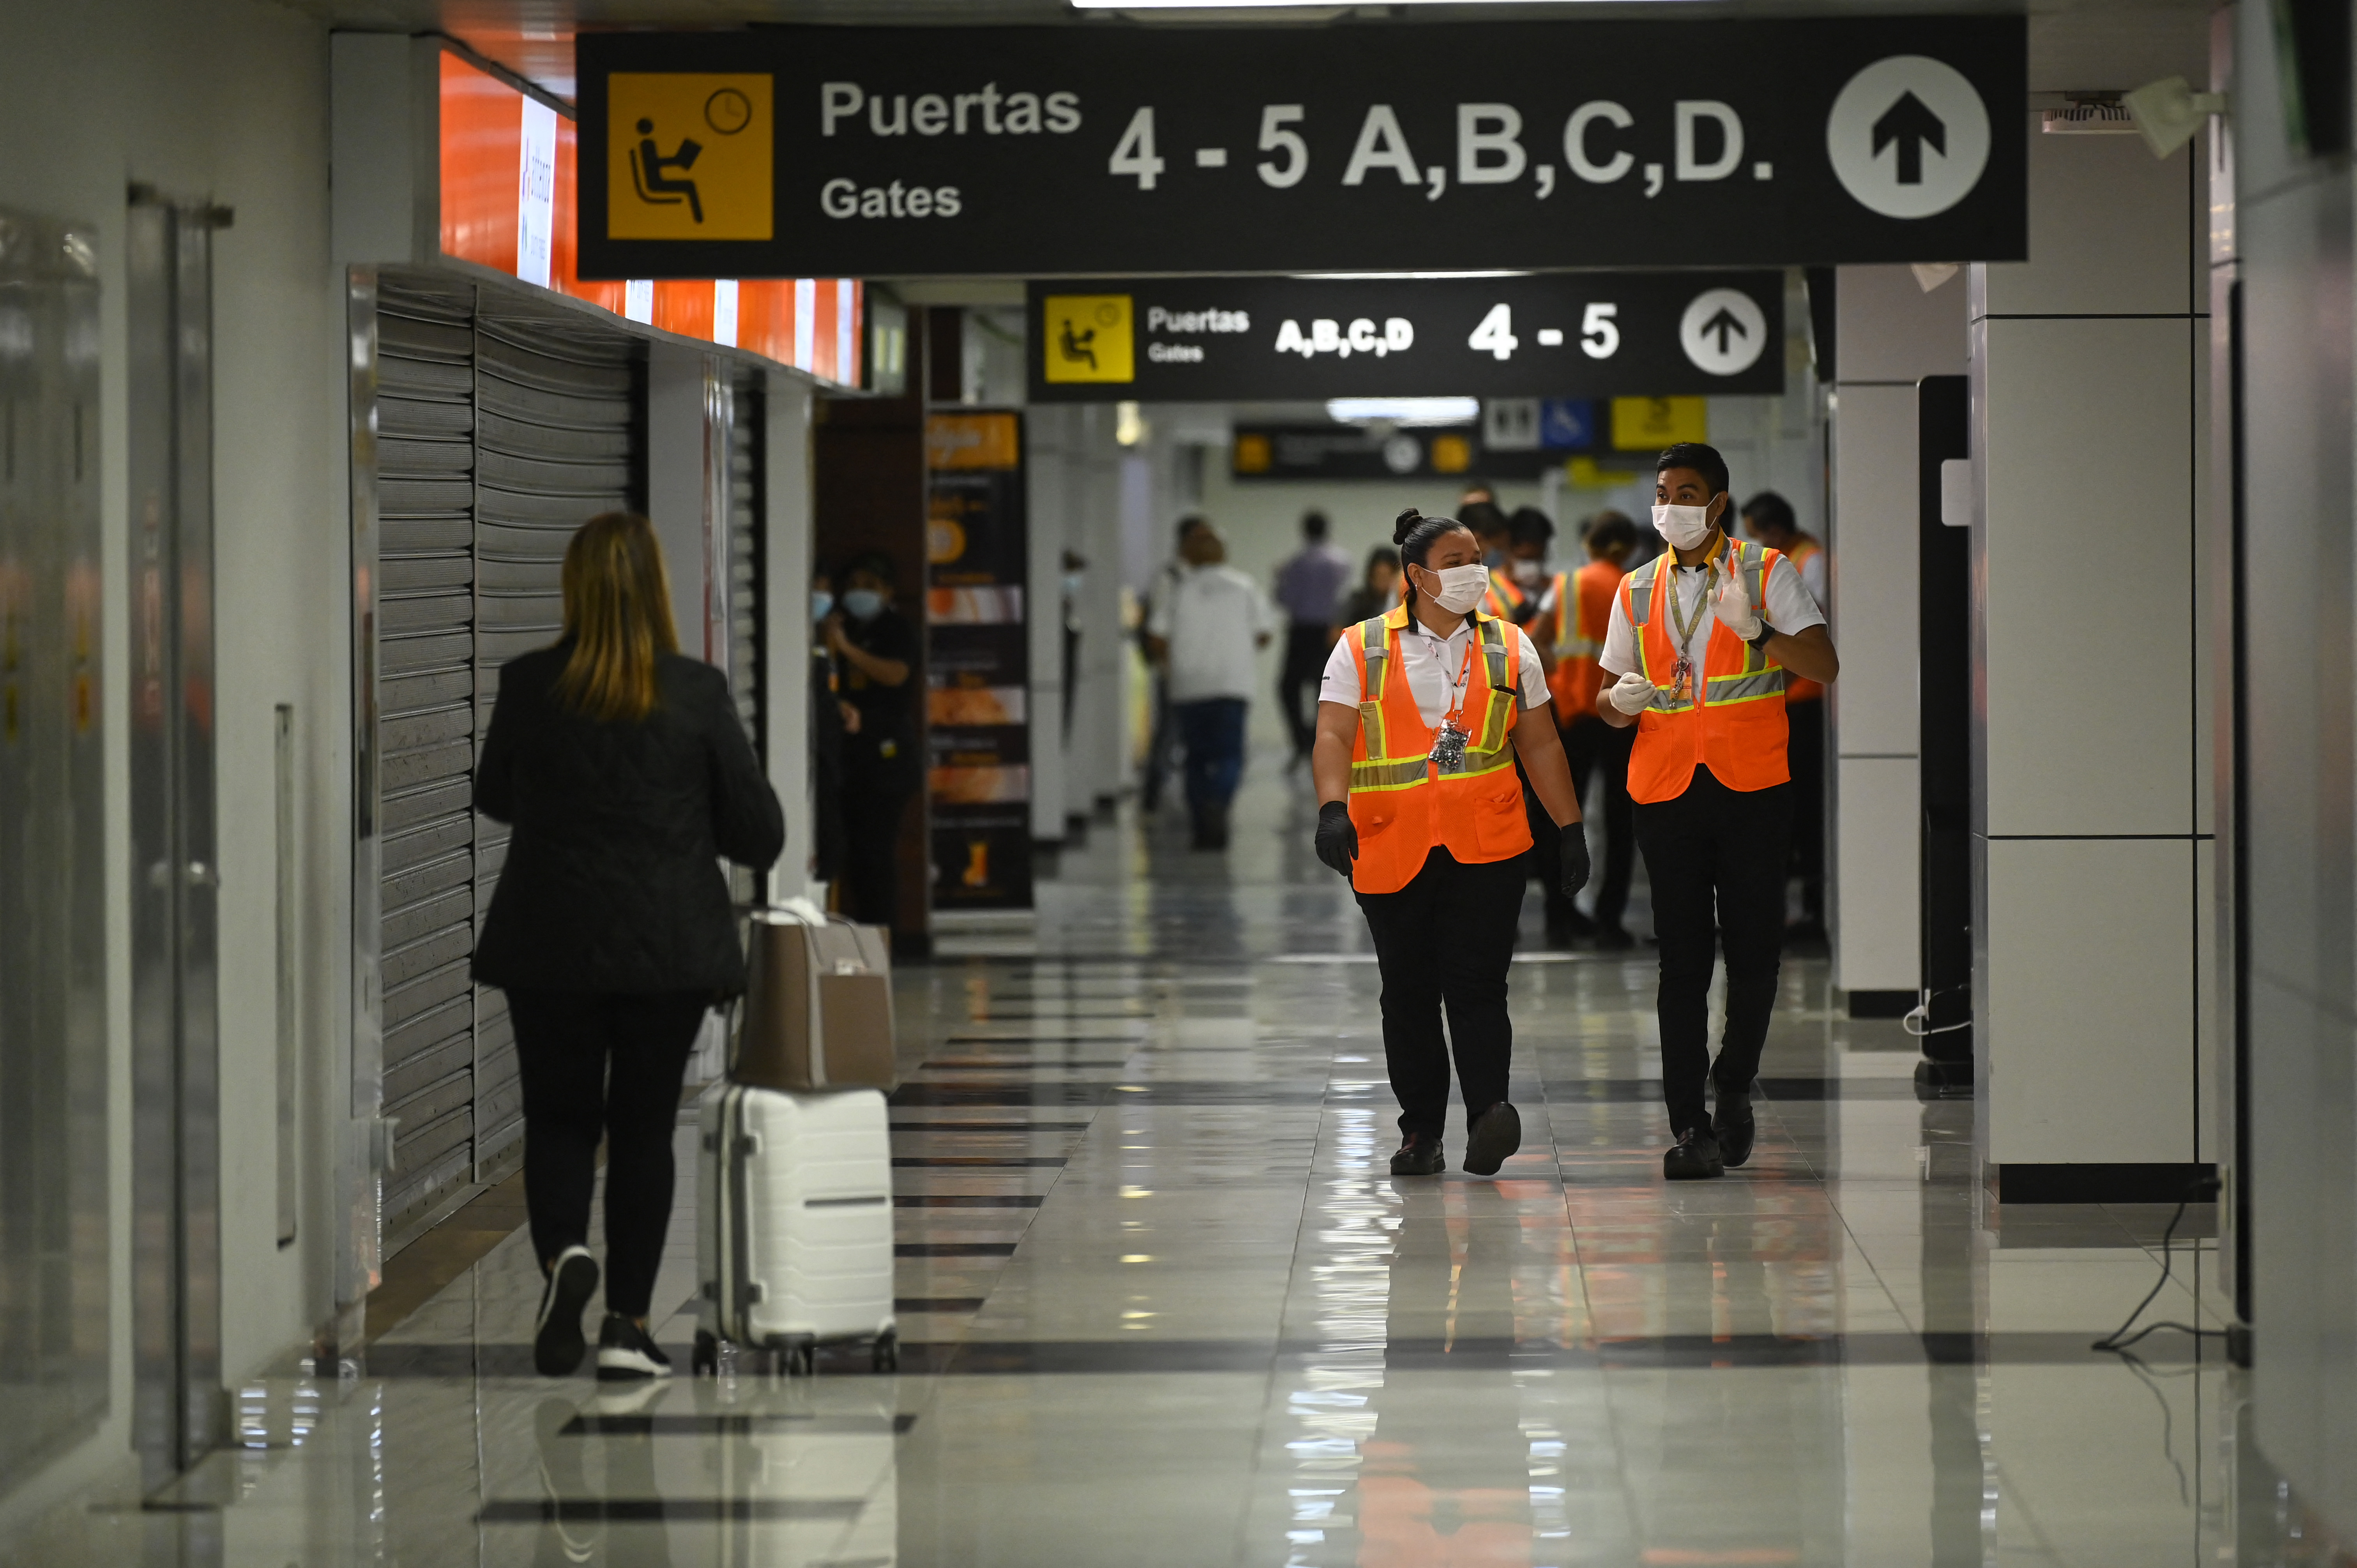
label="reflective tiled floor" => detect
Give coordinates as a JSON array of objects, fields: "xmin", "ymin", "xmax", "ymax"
[{"xmin": 21, "ymin": 773, "xmax": 2348, "ymax": 1565}]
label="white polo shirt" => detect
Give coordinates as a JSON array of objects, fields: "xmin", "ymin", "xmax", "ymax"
[
  {"xmin": 1597, "ymin": 547, "xmax": 1824, "ymax": 683},
  {"xmin": 1318, "ymin": 611, "xmax": 1550, "ymax": 726}
]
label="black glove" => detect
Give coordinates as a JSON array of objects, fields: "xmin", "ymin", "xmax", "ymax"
[
  {"xmin": 1560, "ymin": 825, "xmax": 1592, "ymax": 899},
  {"xmin": 1314, "ymin": 801, "xmax": 1358, "ymax": 878}
]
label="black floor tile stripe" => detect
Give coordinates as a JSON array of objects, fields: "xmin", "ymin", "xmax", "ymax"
[
  {"xmin": 920, "ymin": 1058, "xmax": 1136, "ymax": 1069},
  {"xmin": 896, "ymin": 1296, "xmax": 987, "ymax": 1313},
  {"xmin": 893, "ymin": 1194, "xmax": 1046, "ymax": 1207},
  {"xmin": 890, "ymin": 1120, "xmax": 1097, "ymax": 1132},
  {"xmin": 892, "ymin": 1156, "xmax": 1069, "ymax": 1167},
  {"xmin": 558, "ymin": 1413, "xmax": 916, "ymax": 1436},
  {"xmin": 896, "ymin": 1242, "xmax": 1019, "ymax": 1256},
  {"xmin": 479, "ymin": 1499, "xmax": 863, "ymax": 1523}
]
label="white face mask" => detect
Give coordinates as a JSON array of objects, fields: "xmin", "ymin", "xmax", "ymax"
[
  {"xmin": 1419, "ymin": 562, "xmax": 1490, "ymax": 615},
  {"xmin": 1652, "ymin": 501, "xmax": 1719, "ymax": 551},
  {"xmin": 1510, "ymin": 558, "xmax": 1544, "ymax": 585}
]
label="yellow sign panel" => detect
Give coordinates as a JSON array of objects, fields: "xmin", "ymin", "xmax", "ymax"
[
  {"xmin": 926, "ymin": 412, "xmax": 1022, "ymax": 471},
  {"xmin": 1040, "ymin": 295, "xmax": 1134, "ymax": 384},
  {"xmin": 607, "ymin": 73, "xmax": 774, "ymax": 240},
  {"xmin": 1610, "ymin": 396, "xmax": 1709, "ymax": 451}
]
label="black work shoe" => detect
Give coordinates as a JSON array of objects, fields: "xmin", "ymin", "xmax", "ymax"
[
  {"xmin": 1713, "ymin": 1086, "xmax": 1757, "ymax": 1169},
  {"xmin": 534, "ymin": 1246, "xmax": 600, "ymax": 1377},
  {"xmin": 1389, "ymin": 1134, "xmax": 1445, "ymax": 1176},
  {"xmin": 1462, "ymin": 1101, "xmax": 1523, "ymax": 1176},
  {"xmin": 1664, "ymin": 1127, "xmax": 1725, "ymax": 1181},
  {"xmin": 595, "ymin": 1314, "xmax": 674, "ymax": 1381}
]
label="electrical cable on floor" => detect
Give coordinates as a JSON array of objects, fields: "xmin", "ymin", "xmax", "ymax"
[{"xmin": 2090, "ymin": 1175, "xmax": 2226, "ymax": 1353}]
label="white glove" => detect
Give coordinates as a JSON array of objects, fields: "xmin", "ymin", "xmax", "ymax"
[
  {"xmin": 1606, "ymin": 669, "xmax": 1658, "ymax": 716},
  {"xmin": 1710, "ymin": 556, "xmax": 1763, "ymax": 641}
]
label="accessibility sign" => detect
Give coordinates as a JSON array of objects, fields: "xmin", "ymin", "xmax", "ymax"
[
  {"xmin": 576, "ymin": 16, "xmax": 2023, "ymax": 279},
  {"xmin": 1023, "ymin": 273, "xmax": 1785, "ymax": 403}
]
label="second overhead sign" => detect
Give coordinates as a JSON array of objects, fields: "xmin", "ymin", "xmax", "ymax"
[{"xmin": 1023, "ymin": 273, "xmax": 1786, "ymax": 403}]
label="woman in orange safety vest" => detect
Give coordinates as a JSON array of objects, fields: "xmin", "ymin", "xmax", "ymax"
[
  {"xmin": 1596, "ymin": 444, "xmax": 1841, "ymax": 1183},
  {"xmin": 1308, "ymin": 509, "xmax": 1588, "ymax": 1180}
]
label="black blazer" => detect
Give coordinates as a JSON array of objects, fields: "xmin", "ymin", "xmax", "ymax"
[{"xmin": 471, "ymin": 645, "xmax": 785, "ymax": 996}]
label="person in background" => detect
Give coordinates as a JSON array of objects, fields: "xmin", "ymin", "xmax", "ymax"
[
  {"xmin": 1140, "ymin": 516, "xmax": 1210, "ymax": 812},
  {"xmin": 1598, "ymin": 445, "xmax": 1839, "ymax": 1180},
  {"xmin": 1330, "ymin": 546, "xmax": 1402, "ymax": 644},
  {"xmin": 1145, "ymin": 521, "xmax": 1274, "ymax": 850},
  {"xmin": 1461, "ymin": 500, "xmax": 1530, "ymax": 623},
  {"xmin": 1274, "ymin": 509, "xmax": 1352, "ymax": 772},
  {"xmin": 1533, "ymin": 511, "xmax": 1640, "ymax": 947},
  {"xmin": 1740, "ymin": 491, "xmax": 1830, "ymax": 943},
  {"xmin": 1506, "ymin": 507, "xmax": 1555, "ymax": 603},
  {"xmin": 472, "ymin": 511, "xmax": 784, "ymax": 1381},
  {"xmin": 1061, "ymin": 549, "xmax": 1087, "ymax": 738},
  {"xmin": 828, "ymin": 551, "xmax": 919, "ymax": 937},
  {"xmin": 809, "ymin": 565, "xmax": 849, "ymax": 894},
  {"xmin": 1458, "ymin": 479, "xmax": 1497, "ymax": 513}
]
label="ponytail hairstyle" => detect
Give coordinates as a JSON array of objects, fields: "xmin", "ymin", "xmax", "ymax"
[
  {"xmin": 553, "ymin": 510, "xmax": 681, "ymax": 723},
  {"xmin": 1392, "ymin": 507, "xmax": 1473, "ymax": 609}
]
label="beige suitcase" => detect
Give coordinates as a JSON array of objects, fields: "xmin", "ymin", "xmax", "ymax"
[{"xmin": 735, "ymin": 910, "xmax": 899, "ymax": 1093}]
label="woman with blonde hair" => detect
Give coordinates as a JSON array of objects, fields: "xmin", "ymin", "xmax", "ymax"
[{"xmin": 473, "ymin": 511, "xmax": 784, "ymax": 1379}]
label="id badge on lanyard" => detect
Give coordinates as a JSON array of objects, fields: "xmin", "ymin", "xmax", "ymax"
[{"xmin": 1429, "ymin": 637, "xmax": 1479, "ymax": 775}]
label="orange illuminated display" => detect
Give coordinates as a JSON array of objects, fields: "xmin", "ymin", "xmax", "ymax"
[{"xmin": 436, "ymin": 51, "xmax": 860, "ymax": 386}]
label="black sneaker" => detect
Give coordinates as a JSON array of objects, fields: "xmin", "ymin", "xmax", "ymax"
[
  {"xmin": 1713, "ymin": 1084, "xmax": 1756, "ymax": 1168},
  {"xmin": 1462, "ymin": 1101, "xmax": 1522, "ymax": 1177},
  {"xmin": 1664, "ymin": 1127, "xmax": 1724, "ymax": 1181},
  {"xmin": 595, "ymin": 1314, "xmax": 674, "ymax": 1381},
  {"xmin": 534, "ymin": 1246, "xmax": 600, "ymax": 1377},
  {"xmin": 1389, "ymin": 1134, "xmax": 1445, "ymax": 1176}
]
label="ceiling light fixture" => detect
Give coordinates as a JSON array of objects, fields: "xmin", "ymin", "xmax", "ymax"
[{"xmin": 1327, "ymin": 397, "xmax": 1479, "ymax": 426}]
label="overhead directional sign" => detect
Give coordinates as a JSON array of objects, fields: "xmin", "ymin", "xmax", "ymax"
[
  {"xmin": 1023, "ymin": 274, "xmax": 1784, "ymax": 403},
  {"xmin": 576, "ymin": 18, "xmax": 2025, "ymax": 279}
]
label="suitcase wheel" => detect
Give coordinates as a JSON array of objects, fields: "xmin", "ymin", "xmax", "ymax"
[
  {"xmin": 691, "ymin": 1330, "xmax": 719, "ymax": 1377},
  {"xmin": 781, "ymin": 1338, "xmax": 817, "ymax": 1379},
  {"xmin": 871, "ymin": 1330, "xmax": 899, "ymax": 1374}
]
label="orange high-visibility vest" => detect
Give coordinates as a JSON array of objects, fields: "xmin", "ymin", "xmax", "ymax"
[
  {"xmin": 1345, "ymin": 605, "xmax": 1533, "ymax": 894},
  {"xmin": 1545, "ymin": 558, "xmax": 1625, "ymax": 720},
  {"xmin": 1621, "ymin": 540, "xmax": 1791, "ymax": 805},
  {"xmin": 1780, "ymin": 535, "xmax": 1825, "ymax": 705},
  {"xmin": 1482, "ymin": 567, "xmax": 1529, "ymax": 622}
]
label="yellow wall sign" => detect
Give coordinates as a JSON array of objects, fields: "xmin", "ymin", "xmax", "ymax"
[
  {"xmin": 1040, "ymin": 295, "xmax": 1134, "ymax": 384},
  {"xmin": 926, "ymin": 412, "xmax": 1022, "ymax": 471},
  {"xmin": 1610, "ymin": 396, "xmax": 1709, "ymax": 451},
  {"xmin": 607, "ymin": 73, "xmax": 774, "ymax": 240}
]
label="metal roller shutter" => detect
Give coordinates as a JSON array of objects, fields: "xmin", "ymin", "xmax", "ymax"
[
  {"xmin": 373, "ymin": 282, "xmax": 644, "ymax": 1243},
  {"xmin": 375, "ymin": 283, "xmax": 481, "ymax": 1232},
  {"xmin": 726, "ymin": 378, "xmax": 764, "ymax": 750},
  {"xmin": 468, "ymin": 313, "xmax": 642, "ymax": 1181}
]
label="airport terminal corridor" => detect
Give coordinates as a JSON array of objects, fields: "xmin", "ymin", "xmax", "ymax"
[{"xmin": 27, "ymin": 776, "xmax": 2242, "ymax": 1567}]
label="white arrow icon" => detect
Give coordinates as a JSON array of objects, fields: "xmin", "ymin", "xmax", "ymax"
[
  {"xmin": 1826, "ymin": 55, "xmax": 1991, "ymax": 219},
  {"xmin": 1680, "ymin": 289, "xmax": 1767, "ymax": 376}
]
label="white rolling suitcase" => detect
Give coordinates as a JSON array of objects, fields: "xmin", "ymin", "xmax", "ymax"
[{"xmin": 693, "ymin": 1081, "xmax": 898, "ymax": 1377}]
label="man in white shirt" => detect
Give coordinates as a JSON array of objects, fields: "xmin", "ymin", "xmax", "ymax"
[
  {"xmin": 1597, "ymin": 444, "xmax": 1840, "ymax": 1181},
  {"xmin": 1145, "ymin": 522, "xmax": 1276, "ymax": 850}
]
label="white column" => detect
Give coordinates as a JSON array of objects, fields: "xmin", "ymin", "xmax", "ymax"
[
  {"xmin": 1026, "ymin": 407, "xmax": 1071, "ymax": 844},
  {"xmin": 763, "ymin": 376, "xmax": 814, "ymax": 899},
  {"xmin": 1826, "ymin": 267, "xmax": 1965, "ymax": 998},
  {"xmin": 1969, "ymin": 128, "xmax": 2207, "ymax": 1188}
]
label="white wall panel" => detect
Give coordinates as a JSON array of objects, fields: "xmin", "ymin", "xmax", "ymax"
[
  {"xmin": 1827, "ymin": 385, "xmax": 1921, "ymax": 758},
  {"xmin": 1835, "ymin": 265, "xmax": 1967, "ymax": 382},
  {"xmin": 1979, "ymin": 317, "xmax": 2194, "ymax": 838},
  {"xmin": 1833, "ymin": 758, "xmax": 1921, "ymax": 992},
  {"xmin": 1975, "ymin": 132, "xmax": 2195, "ymax": 318},
  {"xmin": 1982, "ymin": 838, "xmax": 2194, "ymax": 1165}
]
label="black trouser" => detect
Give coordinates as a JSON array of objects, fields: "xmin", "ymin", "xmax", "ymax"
[
  {"xmin": 1355, "ymin": 847, "xmax": 1527, "ymax": 1139},
  {"xmin": 1633, "ymin": 768, "xmax": 1792, "ymax": 1136},
  {"xmin": 840, "ymin": 774, "xmax": 912, "ymax": 930},
  {"xmin": 1277, "ymin": 622, "xmax": 1329, "ymax": 758},
  {"xmin": 507, "ymin": 989, "xmax": 709, "ymax": 1318},
  {"xmin": 1564, "ymin": 715, "xmax": 1635, "ymax": 927},
  {"xmin": 1786, "ymin": 697, "xmax": 1825, "ymax": 923}
]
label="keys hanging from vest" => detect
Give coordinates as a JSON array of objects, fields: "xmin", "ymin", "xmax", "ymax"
[{"xmin": 1430, "ymin": 720, "xmax": 1471, "ymax": 774}]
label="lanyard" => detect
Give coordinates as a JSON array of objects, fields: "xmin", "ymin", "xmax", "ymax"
[
  {"xmin": 1663, "ymin": 544, "xmax": 1730, "ymax": 703},
  {"xmin": 1429, "ymin": 629, "xmax": 1481, "ymax": 773}
]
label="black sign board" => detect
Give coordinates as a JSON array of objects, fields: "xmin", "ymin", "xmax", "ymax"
[
  {"xmin": 576, "ymin": 17, "xmax": 2025, "ymax": 279},
  {"xmin": 1025, "ymin": 273, "xmax": 1783, "ymax": 402},
  {"xmin": 1233, "ymin": 425, "xmax": 1558, "ymax": 483}
]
